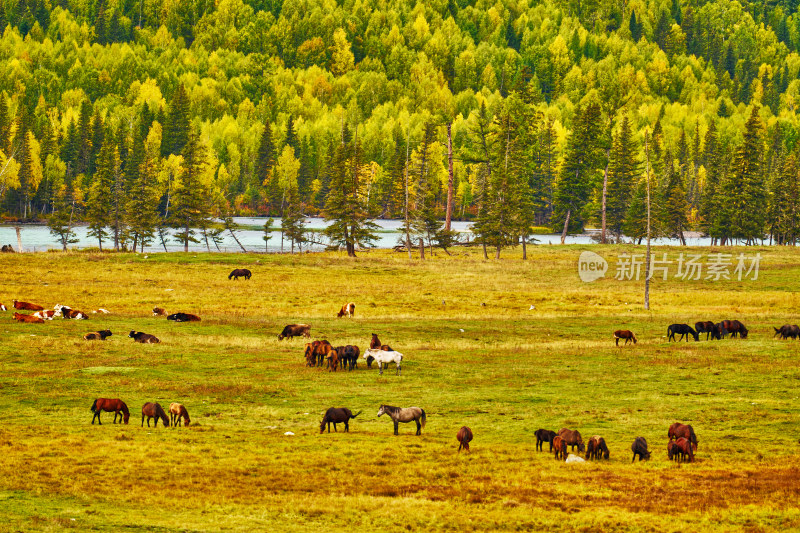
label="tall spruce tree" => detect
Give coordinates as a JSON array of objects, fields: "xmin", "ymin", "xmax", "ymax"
[
  {"xmin": 728, "ymin": 106, "xmax": 766, "ymax": 243},
  {"xmin": 606, "ymin": 115, "xmax": 639, "ymax": 238},
  {"xmin": 171, "ymin": 128, "xmax": 211, "ymax": 252},
  {"xmin": 659, "ymin": 151, "xmax": 689, "ymax": 245}
]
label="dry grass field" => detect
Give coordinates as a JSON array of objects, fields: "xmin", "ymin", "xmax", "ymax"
[{"xmin": 1, "ymin": 245, "xmax": 800, "ymax": 531}]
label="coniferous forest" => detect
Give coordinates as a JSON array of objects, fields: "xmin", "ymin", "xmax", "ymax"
[{"xmin": 1, "ymin": 0, "xmax": 800, "ymax": 254}]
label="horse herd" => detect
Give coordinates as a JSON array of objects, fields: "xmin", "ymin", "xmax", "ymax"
[
  {"xmin": 534, "ymin": 423, "xmax": 698, "ymax": 463},
  {"xmin": 90, "ymin": 398, "xmax": 190, "ymax": 428},
  {"xmin": 614, "ymin": 318, "xmax": 800, "ymax": 345},
  {"xmin": 300, "ymin": 332, "xmax": 405, "ymax": 375}
]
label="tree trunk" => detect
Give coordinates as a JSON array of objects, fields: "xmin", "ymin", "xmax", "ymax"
[
  {"xmin": 229, "ymin": 228, "xmax": 247, "ymax": 252},
  {"xmin": 184, "ymin": 221, "xmax": 189, "ymax": 252},
  {"xmin": 404, "ymin": 132, "xmax": 412, "ymax": 260},
  {"xmin": 560, "ymin": 209, "xmax": 571, "ymax": 245},
  {"xmin": 482, "ymin": 240, "xmax": 488, "ymax": 259},
  {"xmin": 15, "ymin": 226, "xmax": 22, "ymax": 253},
  {"xmin": 601, "ymin": 153, "xmax": 609, "ymax": 244},
  {"xmin": 419, "ymin": 238, "xmax": 425, "ymax": 260},
  {"xmin": 522, "ymin": 235, "xmax": 527, "ymax": 260},
  {"xmin": 495, "ymin": 244, "xmax": 501, "ymax": 259},
  {"xmin": 446, "ymin": 122, "xmax": 454, "ymax": 231}
]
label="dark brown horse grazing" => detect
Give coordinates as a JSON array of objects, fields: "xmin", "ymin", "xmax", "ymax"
[
  {"xmin": 457, "ymin": 426, "xmax": 473, "ymax": 453},
  {"xmin": 535, "ymin": 429, "xmax": 557, "ymax": 452},
  {"xmin": 673, "ymin": 437, "xmax": 695, "ymax": 462},
  {"xmin": 774, "ymin": 325, "xmax": 800, "ymax": 340},
  {"xmin": 668, "ymin": 423, "xmax": 698, "ymax": 450},
  {"xmin": 228, "ymin": 268, "xmax": 252, "ymax": 280},
  {"xmin": 613, "ymin": 330, "xmax": 637, "ymax": 346},
  {"xmin": 631, "ymin": 436, "xmax": 651, "ymax": 462},
  {"xmin": 141, "ymin": 402, "xmax": 170, "ymax": 427},
  {"xmin": 586, "ymin": 436, "xmax": 609, "ymax": 460},
  {"xmin": 334, "ymin": 345, "xmax": 360, "ymax": 371},
  {"xmin": 169, "ymin": 403, "xmax": 191, "ymax": 426},
  {"xmin": 552, "ymin": 435, "xmax": 568, "ymax": 460},
  {"xmin": 319, "ymin": 408, "xmax": 361, "ymax": 433},
  {"xmin": 695, "ymin": 321, "xmax": 716, "ymax": 340},
  {"xmin": 326, "ymin": 348, "xmax": 340, "ymax": 371},
  {"xmin": 721, "ymin": 320, "xmax": 748, "ymax": 339},
  {"xmin": 91, "ymin": 398, "xmax": 130, "ymax": 424},
  {"xmin": 667, "ymin": 440, "xmax": 679, "ymax": 461},
  {"xmin": 557, "ymin": 428, "xmax": 585, "ymax": 452}
]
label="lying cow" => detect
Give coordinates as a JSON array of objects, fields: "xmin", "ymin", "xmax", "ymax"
[
  {"xmin": 33, "ymin": 309, "xmax": 56, "ymax": 320},
  {"xmin": 84, "ymin": 330, "xmax": 113, "ymax": 341},
  {"xmin": 13, "ymin": 312, "xmax": 44, "ymax": 323},
  {"xmin": 279, "ymin": 324, "xmax": 311, "ymax": 340},
  {"xmin": 13, "ymin": 299, "xmax": 44, "ymax": 311},
  {"xmin": 337, "ymin": 302, "xmax": 355, "ymax": 318},
  {"xmin": 152, "ymin": 307, "xmax": 167, "ymax": 316},
  {"xmin": 0, "ymin": 303, "xmax": 6, "ymax": 311},
  {"xmin": 167, "ymin": 312, "xmax": 201, "ymax": 322},
  {"xmin": 129, "ymin": 331, "xmax": 160, "ymax": 344},
  {"xmin": 61, "ymin": 307, "xmax": 88, "ymax": 320}
]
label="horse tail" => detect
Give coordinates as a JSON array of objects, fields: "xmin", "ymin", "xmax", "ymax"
[
  {"xmin": 351, "ymin": 410, "xmax": 362, "ymax": 419},
  {"xmin": 90, "ymin": 399, "xmax": 98, "ymax": 412},
  {"xmin": 420, "ymin": 409, "xmax": 426, "ymax": 428}
]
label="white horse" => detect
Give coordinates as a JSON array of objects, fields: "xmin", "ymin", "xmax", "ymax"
[{"xmin": 363, "ymin": 348, "xmax": 403, "ymax": 375}]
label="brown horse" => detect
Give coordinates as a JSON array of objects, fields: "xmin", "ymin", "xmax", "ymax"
[
  {"xmin": 721, "ymin": 320, "xmax": 748, "ymax": 339},
  {"xmin": 169, "ymin": 403, "xmax": 191, "ymax": 426},
  {"xmin": 695, "ymin": 321, "xmax": 716, "ymax": 340},
  {"xmin": 558, "ymin": 428, "xmax": 585, "ymax": 452},
  {"xmin": 586, "ymin": 435, "xmax": 610, "ymax": 460},
  {"xmin": 613, "ymin": 330, "xmax": 637, "ymax": 346},
  {"xmin": 668, "ymin": 423, "xmax": 698, "ymax": 450},
  {"xmin": 91, "ymin": 398, "xmax": 130, "ymax": 424},
  {"xmin": 326, "ymin": 348, "xmax": 340, "ymax": 371},
  {"xmin": 631, "ymin": 436, "xmax": 651, "ymax": 462},
  {"xmin": 141, "ymin": 402, "xmax": 170, "ymax": 427},
  {"xmin": 673, "ymin": 437, "xmax": 695, "ymax": 462},
  {"xmin": 667, "ymin": 440, "xmax": 680, "ymax": 461},
  {"xmin": 304, "ymin": 340, "xmax": 333, "ymax": 367},
  {"xmin": 368, "ymin": 334, "xmax": 393, "ymax": 368},
  {"xmin": 319, "ymin": 408, "xmax": 361, "ymax": 433},
  {"xmin": 552, "ymin": 435, "xmax": 568, "ymax": 460},
  {"xmin": 457, "ymin": 426, "xmax": 473, "ymax": 453}
]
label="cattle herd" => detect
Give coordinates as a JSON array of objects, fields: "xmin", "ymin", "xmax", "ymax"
[{"xmin": 3, "ymin": 266, "xmax": 796, "ymax": 460}]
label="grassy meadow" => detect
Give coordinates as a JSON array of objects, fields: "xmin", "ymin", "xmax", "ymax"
[{"xmin": 1, "ymin": 245, "xmax": 800, "ymax": 531}]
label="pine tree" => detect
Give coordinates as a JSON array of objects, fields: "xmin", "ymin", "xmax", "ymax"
[
  {"xmin": 162, "ymin": 84, "xmax": 190, "ymax": 157},
  {"xmin": 86, "ymin": 130, "xmax": 115, "ymax": 250},
  {"xmin": 606, "ymin": 115, "xmax": 639, "ymax": 238},
  {"xmin": 284, "ymin": 115, "xmax": 299, "ymax": 158},
  {"xmin": 659, "ymin": 151, "xmax": 689, "ymax": 245},
  {"xmin": 171, "ymin": 128, "xmax": 211, "ymax": 252},
  {"xmin": 410, "ymin": 122, "xmax": 445, "ymax": 257},
  {"xmin": 728, "ymin": 106, "xmax": 766, "ymax": 242},
  {"xmin": 255, "ymin": 120, "xmax": 277, "ymax": 213},
  {"xmin": 126, "ymin": 129, "xmax": 161, "ymax": 251},
  {"xmin": 769, "ymin": 154, "xmax": 800, "ymax": 244}
]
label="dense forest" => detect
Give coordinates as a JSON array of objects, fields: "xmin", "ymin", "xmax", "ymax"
[{"xmin": 0, "ymin": 0, "xmax": 799, "ymax": 254}]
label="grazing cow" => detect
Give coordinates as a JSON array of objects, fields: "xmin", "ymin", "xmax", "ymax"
[
  {"xmin": 152, "ymin": 307, "xmax": 167, "ymax": 316},
  {"xmin": 695, "ymin": 321, "xmax": 716, "ymax": 340},
  {"xmin": 631, "ymin": 436, "xmax": 651, "ymax": 462},
  {"xmin": 13, "ymin": 312, "xmax": 44, "ymax": 323},
  {"xmin": 13, "ymin": 300, "xmax": 44, "ymax": 311},
  {"xmin": 552, "ymin": 435, "xmax": 568, "ymax": 460},
  {"xmin": 367, "ymin": 333, "xmax": 393, "ymax": 369},
  {"xmin": 557, "ymin": 428, "xmax": 585, "ymax": 452},
  {"xmin": 0, "ymin": 303, "xmax": 6, "ymax": 311},
  {"xmin": 721, "ymin": 320, "xmax": 748, "ymax": 339},
  {"xmin": 169, "ymin": 403, "xmax": 191, "ymax": 427},
  {"xmin": 535, "ymin": 429, "xmax": 557, "ymax": 452},
  {"xmin": 613, "ymin": 330, "xmax": 637, "ymax": 346},
  {"xmin": 141, "ymin": 402, "xmax": 170, "ymax": 427},
  {"xmin": 129, "ymin": 331, "xmax": 160, "ymax": 344},
  {"xmin": 457, "ymin": 426, "xmax": 473, "ymax": 453},
  {"xmin": 319, "ymin": 407, "xmax": 360, "ymax": 433},
  {"xmin": 228, "ymin": 268, "xmax": 252, "ymax": 280},
  {"xmin": 673, "ymin": 437, "xmax": 695, "ymax": 462},
  {"xmin": 337, "ymin": 302, "xmax": 355, "ymax": 318},
  {"xmin": 167, "ymin": 312, "xmax": 201, "ymax": 322},
  {"xmin": 84, "ymin": 330, "xmax": 113, "ymax": 341},
  {"xmin": 668, "ymin": 423, "xmax": 698, "ymax": 450},
  {"xmin": 279, "ymin": 324, "xmax": 311, "ymax": 340},
  {"xmin": 667, "ymin": 324, "xmax": 699, "ymax": 342},
  {"xmin": 33, "ymin": 309, "xmax": 56, "ymax": 320},
  {"xmin": 774, "ymin": 325, "xmax": 800, "ymax": 340}
]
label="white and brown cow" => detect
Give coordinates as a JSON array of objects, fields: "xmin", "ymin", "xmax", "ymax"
[
  {"xmin": 13, "ymin": 312, "xmax": 44, "ymax": 324},
  {"xmin": 337, "ymin": 302, "xmax": 355, "ymax": 318},
  {"xmin": 152, "ymin": 307, "xmax": 167, "ymax": 316},
  {"xmin": 55, "ymin": 305, "xmax": 88, "ymax": 320},
  {"xmin": 33, "ymin": 309, "xmax": 56, "ymax": 320},
  {"xmin": 0, "ymin": 303, "xmax": 6, "ymax": 311}
]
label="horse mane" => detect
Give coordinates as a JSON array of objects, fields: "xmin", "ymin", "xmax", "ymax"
[
  {"xmin": 120, "ymin": 401, "xmax": 129, "ymax": 414},
  {"xmin": 380, "ymin": 405, "xmax": 400, "ymax": 415},
  {"xmin": 689, "ymin": 425, "xmax": 697, "ymax": 442}
]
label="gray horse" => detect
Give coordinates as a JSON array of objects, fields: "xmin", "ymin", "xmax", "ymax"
[{"xmin": 377, "ymin": 405, "xmax": 426, "ymax": 435}]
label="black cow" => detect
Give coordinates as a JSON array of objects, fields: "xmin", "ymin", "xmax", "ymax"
[
  {"xmin": 84, "ymin": 330, "xmax": 113, "ymax": 341},
  {"xmin": 167, "ymin": 313, "xmax": 201, "ymax": 322},
  {"xmin": 129, "ymin": 331, "xmax": 160, "ymax": 344}
]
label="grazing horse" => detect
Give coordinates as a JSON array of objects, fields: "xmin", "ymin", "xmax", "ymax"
[
  {"xmin": 169, "ymin": 403, "xmax": 191, "ymax": 427},
  {"xmin": 13, "ymin": 312, "xmax": 44, "ymax": 323},
  {"xmin": 457, "ymin": 426, "xmax": 473, "ymax": 453},
  {"xmin": 673, "ymin": 437, "xmax": 695, "ymax": 462},
  {"xmin": 326, "ymin": 348, "xmax": 340, "ymax": 371},
  {"xmin": 167, "ymin": 312, "xmax": 201, "ymax": 322},
  {"xmin": 668, "ymin": 423, "xmax": 698, "ymax": 450},
  {"xmin": 129, "ymin": 331, "xmax": 160, "ymax": 343},
  {"xmin": 535, "ymin": 429, "xmax": 557, "ymax": 452},
  {"xmin": 84, "ymin": 330, "xmax": 113, "ymax": 341},
  {"xmin": 552, "ymin": 435, "xmax": 568, "ymax": 460},
  {"xmin": 774, "ymin": 325, "xmax": 800, "ymax": 340},
  {"xmin": 613, "ymin": 330, "xmax": 637, "ymax": 346},
  {"xmin": 141, "ymin": 402, "xmax": 170, "ymax": 427},
  {"xmin": 228, "ymin": 268, "xmax": 252, "ymax": 280},
  {"xmin": 279, "ymin": 324, "xmax": 311, "ymax": 340},
  {"xmin": 631, "ymin": 436, "xmax": 651, "ymax": 462},
  {"xmin": 363, "ymin": 348, "xmax": 403, "ymax": 375},
  {"xmin": 91, "ymin": 398, "xmax": 129, "ymax": 424},
  {"xmin": 712, "ymin": 322, "xmax": 728, "ymax": 340},
  {"xmin": 13, "ymin": 300, "xmax": 44, "ymax": 311},
  {"xmin": 337, "ymin": 302, "xmax": 355, "ymax": 318},
  {"xmin": 319, "ymin": 408, "xmax": 360, "ymax": 433},
  {"xmin": 667, "ymin": 440, "xmax": 680, "ymax": 461},
  {"xmin": 333, "ymin": 345, "xmax": 360, "ymax": 371},
  {"xmin": 667, "ymin": 324, "xmax": 699, "ymax": 342},
  {"xmin": 305, "ymin": 340, "xmax": 333, "ymax": 367},
  {"xmin": 586, "ymin": 436, "xmax": 610, "ymax": 460},
  {"xmin": 695, "ymin": 321, "xmax": 716, "ymax": 340},
  {"xmin": 377, "ymin": 405, "xmax": 426, "ymax": 435},
  {"xmin": 557, "ymin": 428, "xmax": 585, "ymax": 452},
  {"xmin": 721, "ymin": 320, "xmax": 748, "ymax": 339}
]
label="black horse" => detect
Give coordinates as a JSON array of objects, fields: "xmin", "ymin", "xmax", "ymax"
[
  {"xmin": 534, "ymin": 429, "xmax": 557, "ymax": 452},
  {"xmin": 228, "ymin": 268, "xmax": 252, "ymax": 280},
  {"xmin": 694, "ymin": 321, "xmax": 715, "ymax": 340},
  {"xmin": 631, "ymin": 436, "xmax": 651, "ymax": 462},
  {"xmin": 667, "ymin": 324, "xmax": 699, "ymax": 342},
  {"xmin": 775, "ymin": 325, "xmax": 800, "ymax": 340},
  {"xmin": 712, "ymin": 322, "xmax": 728, "ymax": 340},
  {"xmin": 319, "ymin": 408, "xmax": 361, "ymax": 433}
]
